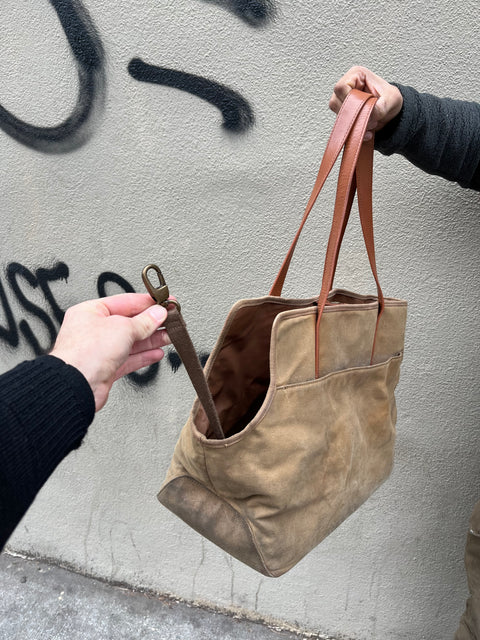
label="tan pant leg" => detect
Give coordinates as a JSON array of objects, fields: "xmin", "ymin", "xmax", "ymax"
[{"xmin": 455, "ymin": 501, "xmax": 480, "ymax": 640}]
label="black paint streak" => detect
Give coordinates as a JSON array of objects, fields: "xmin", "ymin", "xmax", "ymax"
[
  {"xmin": 97, "ymin": 271, "xmax": 135, "ymax": 298},
  {"xmin": 6, "ymin": 263, "xmax": 60, "ymax": 355},
  {"xmin": 168, "ymin": 350, "xmax": 182, "ymax": 373},
  {"xmin": 168, "ymin": 349, "xmax": 210, "ymax": 372},
  {"xmin": 199, "ymin": 352, "xmax": 210, "ymax": 368},
  {"xmin": 125, "ymin": 361, "xmax": 160, "ymax": 388},
  {"xmin": 128, "ymin": 58, "xmax": 254, "ymax": 132},
  {"xmin": 0, "ymin": 279, "xmax": 19, "ymax": 348},
  {"xmin": 0, "ymin": 0, "xmax": 105, "ymax": 153},
  {"xmin": 200, "ymin": 0, "xmax": 276, "ymax": 26},
  {"xmin": 36, "ymin": 262, "xmax": 69, "ymax": 325}
]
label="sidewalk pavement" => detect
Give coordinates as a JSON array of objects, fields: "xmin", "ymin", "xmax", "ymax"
[{"xmin": 0, "ymin": 553, "xmax": 332, "ymax": 640}]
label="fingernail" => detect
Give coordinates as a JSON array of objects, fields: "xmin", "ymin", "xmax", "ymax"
[{"xmin": 148, "ymin": 305, "xmax": 167, "ymax": 324}]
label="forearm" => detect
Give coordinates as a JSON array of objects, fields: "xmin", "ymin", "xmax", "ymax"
[
  {"xmin": 0, "ymin": 356, "xmax": 95, "ymax": 549},
  {"xmin": 375, "ymin": 84, "xmax": 480, "ymax": 191}
]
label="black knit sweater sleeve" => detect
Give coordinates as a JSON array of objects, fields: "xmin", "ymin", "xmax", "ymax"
[
  {"xmin": 0, "ymin": 355, "xmax": 95, "ymax": 549},
  {"xmin": 375, "ymin": 84, "xmax": 480, "ymax": 191}
]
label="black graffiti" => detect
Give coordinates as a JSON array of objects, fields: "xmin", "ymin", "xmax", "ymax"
[
  {"xmin": 168, "ymin": 350, "xmax": 210, "ymax": 373},
  {"xmin": 6, "ymin": 262, "xmax": 67, "ymax": 355},
  {"xmin": 36, "ymin": 263, "xmax": 69, "ymax": 325},
  {"xmin": 128, "ymin": 59, "xmax": 254, "ymax": 132},
  {"xmin": 2, "ymin": 0, "xmax": 264, "ymax": 151},
  {"xmin": 200, "ymin": 0, "xmax": 276, "ymax": 26},
  {"xmin": 0, "ymin": 261, "xmax": 208, "ymax": 387},
  {"xmin": 0, "ymin": 0, "xmax": 105, "ymax": 153},
  {"xmin": 97, "ymin": 271, "xmax": 135, "ymax": 298},
  {"xmin": 0, "ymin": 279, "xmax": 18, "ymax": 349}
]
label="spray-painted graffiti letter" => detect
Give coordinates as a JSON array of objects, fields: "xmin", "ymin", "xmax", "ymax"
[
  {"xmin": 0, "ymin": 279, "xmax": 19, "ymax": 349},
  {"xmin": 128, "ymin": 58, "xmax": 254, "ymax": 132},
  {"xmin": 6, "ymin": 263, "xmax": 58, "ymax": 355},
  {"xmin": 0, "ymin": 0, "xmax": 105, "ymax": 153},
  {"xmin": 200, "ymin": 0, "xmax": 276, "ymax": 27},
  {"xmin": 36, "ymin": 262, "xmax": 69, "ymax": 325}
]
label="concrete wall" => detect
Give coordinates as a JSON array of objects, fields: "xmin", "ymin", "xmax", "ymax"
[{"xmin": 2, "ymin": 1, "xmax": 479, "ymax": 638}]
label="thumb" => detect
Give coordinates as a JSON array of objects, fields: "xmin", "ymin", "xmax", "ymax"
[{"xmin": 130, "ymin": 304, "xmax": 168, "ymax": 341}]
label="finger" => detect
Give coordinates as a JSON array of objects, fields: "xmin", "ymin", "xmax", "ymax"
[
  {"xmin": 328, "ymin": 93, "xmax": 343, "ymax": 114},
  {"xmin": 332, "ymin": 68, "xmax": 366, "ymax": 103},
  {"xmin": 372, "ymin": 95, "xmax": 390, "ymax": 124},
  {"xmin": 130, "ymin": 329, "xmax": 171, "ymax": 355},
  {"xmin": 332, "ymin": 78, "xmax": 356, "ymax": 102},
  {"xmin": 114, "ymin": 348, "xmax": 166, "ymax": 381},
  {"xmin": 97, "ymin": 293, "xmax": 158, "ymax": 318},
  {"xmin": 128, "ymin": 304, "xmax": 168, "ymax": 343}
]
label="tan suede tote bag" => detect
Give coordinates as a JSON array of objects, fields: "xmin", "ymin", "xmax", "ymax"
[{"xmin": 144, "ymin": 90, "xmax": 407, "ymax": 577}]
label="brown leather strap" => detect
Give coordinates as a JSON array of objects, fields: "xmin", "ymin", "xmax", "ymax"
[
  {"xmin": 314, "ymin": 96, "xmax": 381, "ymax": 375},
  {"xmin": 326, "ymin": 138, "xmax": 384, "ymax": 324},
  {"xmin": 164, "ymin": 307, "xmax": 225, "ymax": 439},
  {"xmin": 270, "ymin": 90, "xmax": 373, "ymax": 297},
  {"xmin": 267, "ymin": 90, "xmax": 382, "ymax": 377},
  {"xmin": 355, "ymin": 136, "xmax": 385, "ymax": 363},
  {"xmin": 315, "ymin": 96, "xmax": 378, "ymax": 311}
]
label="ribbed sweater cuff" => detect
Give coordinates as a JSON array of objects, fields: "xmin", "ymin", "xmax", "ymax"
[{"xmin": 0, "ymin": 355, "xmax": 95, "ymax": 504}]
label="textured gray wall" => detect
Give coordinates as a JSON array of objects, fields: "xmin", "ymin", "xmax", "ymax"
[{"xmin": 2, "ymin": 1, "xmax": 479, "ymax": 638}]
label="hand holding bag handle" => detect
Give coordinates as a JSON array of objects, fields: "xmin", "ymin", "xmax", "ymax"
[{"xmin": 142, "ymin": 266, "xmax": 225, "ymax": 439}]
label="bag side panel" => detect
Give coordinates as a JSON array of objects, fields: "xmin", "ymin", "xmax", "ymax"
[
  {"xmin": 161, "ymin": 417, "xmax": 213, "ymax": 490},
  {"xmin": 204, "ymin": 354, "xmax": 403, "ymax": 575}
]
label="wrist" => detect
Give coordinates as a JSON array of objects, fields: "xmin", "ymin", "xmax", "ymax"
[{"xmin": 49, "ymin": 349, "xmax": 103, "ymax": 411}]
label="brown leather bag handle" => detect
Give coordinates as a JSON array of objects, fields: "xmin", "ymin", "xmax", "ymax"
[
  {"xmin": 267, "ymin": 90, "xmax": 382, "ymax": 377},
  {"xmin": 314, "ymin": 96, "xmax": 383, "ymax": 376},
  {"xmin": 315, "ymin": 96, "xmax": 380, "ymax": 310},
  {"xmin": 270, "ymin": 90, "xmax": 374, "ymax": 297}
]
